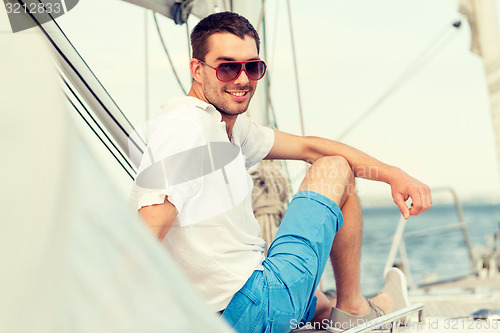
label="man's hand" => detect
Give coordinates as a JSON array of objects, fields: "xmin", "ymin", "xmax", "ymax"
[{"xmin": 389, "ymin": 169, "xmax": 432, "ymax": 220}]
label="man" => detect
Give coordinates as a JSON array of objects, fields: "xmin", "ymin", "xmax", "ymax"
[{"xmin": 131, "ymin": 11, "xmax": 432, "ymax": 333}]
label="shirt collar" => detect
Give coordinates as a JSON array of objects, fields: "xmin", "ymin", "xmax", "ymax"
[{"xmin": 162, "ymin": 96, "xmax": 222, "ymax": 122}]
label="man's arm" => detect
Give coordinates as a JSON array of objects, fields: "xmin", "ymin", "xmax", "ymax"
[
  {"xmin": 265, "ymin": 130, "xmax": 432, "ymax": 219},
  {"xmin": 138, "ymin": 196, "xmax": 178, "ymax": 240}
]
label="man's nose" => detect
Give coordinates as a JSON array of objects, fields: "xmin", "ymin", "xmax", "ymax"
[{"xmin": 233, "ymin": 69, "xmax": 250, "ymax": 85}]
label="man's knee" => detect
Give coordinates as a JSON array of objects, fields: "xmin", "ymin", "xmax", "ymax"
[
  {"xmin": 312, "ymin": 156, "xmax": 351, "ymax": 176},
  {"xmin": 310, "ymin": 156, "xmax": 354, "ymax": 185},
  {"xmin": 299, "ymin": 156, "xmax": 354, "ymax": 205}
]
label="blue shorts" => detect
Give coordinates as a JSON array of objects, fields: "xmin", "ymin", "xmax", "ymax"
[{"xmin": 222, "ymin": 191, "xmax": 344, "ymax": 333}]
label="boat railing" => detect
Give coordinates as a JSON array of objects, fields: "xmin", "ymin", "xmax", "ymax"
[
  {"xmin": 328, "ymin": 303, "xmax": 425, "ymax": 333},
  {"xmin": 382, "ymin": 187, "xmax": 475, "ymax": 289}
]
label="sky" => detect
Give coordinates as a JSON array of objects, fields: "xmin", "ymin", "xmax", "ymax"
[{"xmin": 10, "ymin": 0, "xmax": 500, "ymax": 205}]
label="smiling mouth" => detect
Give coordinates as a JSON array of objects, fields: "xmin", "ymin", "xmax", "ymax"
[
  {"xmin": 226, "ymin": 90, "xmax": 250, "ymax": 102},
  {"xmin": 228, "ymin": 91, "xmax": 248, "ymax": 97}
]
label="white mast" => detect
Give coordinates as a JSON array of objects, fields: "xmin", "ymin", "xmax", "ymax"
[{"xmin": 231, "ymin": 0, "xmax": 270, "ymax": 126}]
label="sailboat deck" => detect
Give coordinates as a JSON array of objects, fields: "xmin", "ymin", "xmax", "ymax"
[
  {"xmin": 409, "ymin": 274, "xmax": 500, "ymax": 318},
  {"xmin": 293, "ymin": 274, "xmax": 500, "ymax": 332}
]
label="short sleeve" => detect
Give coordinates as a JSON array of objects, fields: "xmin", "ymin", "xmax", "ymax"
[
  {"xmin": 130, "ymin": 109, "xmax": 205, "ymax": 212},
  {"xmin": 234, "ymin": 116, "xmax": 274, "ymax": 169}
]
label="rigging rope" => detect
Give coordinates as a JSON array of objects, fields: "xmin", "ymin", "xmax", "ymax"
[
  {"xmin": 186, "ymin": 21, "xmax": 192, "ymax": 63},
  {"xmin": 269, "ymin": 0, "xmax": 280, "ymax": 76},
  {"xmin": 153, "ymin": 12, "xmax": 188, "ymax": 95},
  {"xmin": 336, "ymin": 20, "xmax": 462, "ymax": 141},
  {"xmin": 24, "ymin": 0, "xmax": 146, "ymax": 157},
  {"xmin": 145, "ymin": 9, "xmax": 150, "ymax": 126},
  {"xmin": 286, "ymin": 0, "xmax": 305, "ymax": 136},
  {"xmin": 65, "ymin": 94, "xmax": 135, "ymax": 180},
  {"xmin": 261, "ymin": 0, "xmax": 294, "ymax": 191},
  {"xmin": 264, "ymin": 0, "xmax": 281, "ymax": 130},
  {"xmin": 259, "ymin": 0, "xmax": 272, "ymax": 128},
  {"xmin": 41, "ymin": 1, "xmax": 138, "ymax": 133},
  {"xmin": 63, "ymin": 79, "xmax": 136, "ymax": 177},
  {"xmin": 256, "ymin": 0, "xmax": 268, "ymax": 35}
]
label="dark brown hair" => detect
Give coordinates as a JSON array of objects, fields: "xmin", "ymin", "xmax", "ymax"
[{"xmin": 190, "ymin": 12, "xmax": 260, "ymax": 61}]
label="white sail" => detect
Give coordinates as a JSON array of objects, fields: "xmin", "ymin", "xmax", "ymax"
[
  {"xmin": 0, "ymin": 15, "xmax": 234, "ymax": 333},
  {"xmin": 459, "ymin": 0, "xmax": 500, "ymax": 173}
]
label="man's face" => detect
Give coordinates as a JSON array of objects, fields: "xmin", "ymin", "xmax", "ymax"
[{"xmin": 199, "ymin": 33, "xmax": 260, "ymax": 116}]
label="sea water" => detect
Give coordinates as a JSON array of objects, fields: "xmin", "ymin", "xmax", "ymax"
[{"xmin": 320, "ymin": 202, "xmax": 500, "ymax": 295}]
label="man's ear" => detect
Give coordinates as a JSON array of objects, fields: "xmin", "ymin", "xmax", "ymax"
[{"xmin": 190, "ymin": 58, "xmax": 203, "ymax": 84}]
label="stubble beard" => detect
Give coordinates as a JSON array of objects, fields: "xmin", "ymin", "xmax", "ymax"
[
  {"xmin": 215, "ymin": 101, "xmax": 250, "ymax": 116},
  {"xmin": 204, "ymin": 84, "xmax": 254, "ymax": 116}
]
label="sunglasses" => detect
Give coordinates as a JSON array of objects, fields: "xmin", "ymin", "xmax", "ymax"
[{"xmin": 197, "ymin": 59, "xmax": 267, "ymax": 82}]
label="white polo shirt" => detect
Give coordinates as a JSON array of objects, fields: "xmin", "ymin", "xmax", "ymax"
[{"xmin": 130, "ymin": 96, "xmax": 275, "ymax": 311}]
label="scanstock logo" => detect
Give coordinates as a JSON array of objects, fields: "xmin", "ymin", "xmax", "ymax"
[{"xmin": 3, "ymin": 0, "xmax": 79, "ymax": 33}]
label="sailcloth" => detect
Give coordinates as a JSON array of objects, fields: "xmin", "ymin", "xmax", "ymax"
[
  {"xmin": 459, "ymin": 0, "xmax": 500, "ymax": 172},
  {"xmin": 0, "ymin": 18, "xmax": 233, "ymax": 333}
]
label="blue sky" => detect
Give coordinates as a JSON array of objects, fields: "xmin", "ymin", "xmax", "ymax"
[{"xmin": 48, "ymin": 0, "xmax": 500, "ymax": 204}]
